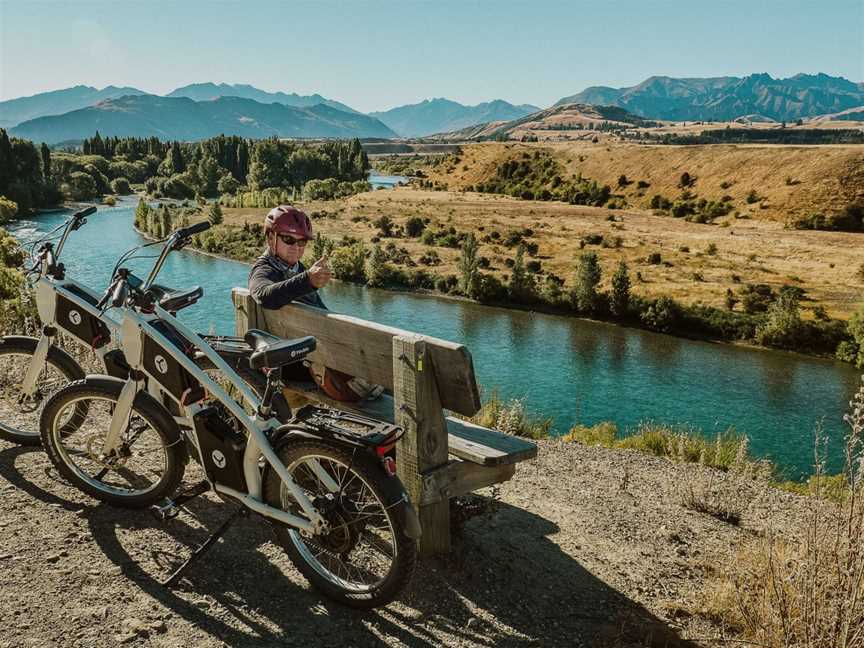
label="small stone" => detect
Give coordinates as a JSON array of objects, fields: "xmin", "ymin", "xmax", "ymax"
[
  {"xmin": 45, "ymin": 554, "xmax": 62, "ymax": 564},
  {"xmin": 149, "ymin": 620, "xmax": 167, "ymax": 633}
]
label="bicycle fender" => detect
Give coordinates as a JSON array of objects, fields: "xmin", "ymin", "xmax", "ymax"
[{"xmin": 394, "ymin": 494, "xmax": 422, "ymax": 540}]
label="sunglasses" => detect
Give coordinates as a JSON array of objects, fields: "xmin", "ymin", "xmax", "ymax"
[{"xmin": 277, "ymin": 234, "xmax": 308, "ymax": 247}]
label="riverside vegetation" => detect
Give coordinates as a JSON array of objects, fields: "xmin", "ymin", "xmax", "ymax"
[{"xmin": 2, "ymin": 129, "xmax": 862, "ymax": 364}]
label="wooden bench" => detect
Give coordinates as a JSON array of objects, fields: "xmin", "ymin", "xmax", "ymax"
[{"xmin": 232, "ymin": 288, "xmax": 538, "ymax": 557}]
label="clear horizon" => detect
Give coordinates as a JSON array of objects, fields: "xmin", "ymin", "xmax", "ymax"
[{"xmin": 1, "ymin": 0, "xmax": 861, "ymax": 113}]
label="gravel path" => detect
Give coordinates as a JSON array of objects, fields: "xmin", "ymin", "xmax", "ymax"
[{"xmin": 0, "ymin": 437, "xmax": 809, "ymax": 647}]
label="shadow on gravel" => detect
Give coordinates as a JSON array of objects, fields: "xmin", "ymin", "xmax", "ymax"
[
  {"xmin": 0, "ymin": 445, "xmax": 95, "ymax": 513},
  {"xmin": 75, "ymin": 487, "xmax": 697, "ymax": 648}
]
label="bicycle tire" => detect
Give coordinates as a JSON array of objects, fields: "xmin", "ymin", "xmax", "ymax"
[
  {"xmin": 0, "ymin": 336, "xmax": 85, "ymax": 445},
  {"xmin": 262, "ymin": 438, "xmax": 417, "ymax": 608},
  {"xmin": 40, "ymin": 376, "xmax": 185, "ymax": 508}
]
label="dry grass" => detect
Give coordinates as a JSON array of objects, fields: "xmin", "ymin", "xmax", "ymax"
[
  {"xmin": 222, "ymin": 177, "xmax": 863, "ymax": 318},
  {"xmin": 698, "ymin": 377, "xmax": 864, "ymax": 646}
]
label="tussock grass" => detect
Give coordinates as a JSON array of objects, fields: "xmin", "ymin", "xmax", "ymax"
[
  {"xmin": 563, "ymin": 420, "xmax": 751, "ymax": 471},
  {"xmin": 469, "ymin": 391, "xmax": 553, "ymax": 440},
  {"xmin": 699, "ymin": 376, "xmax": 864, "ymax": 647}
]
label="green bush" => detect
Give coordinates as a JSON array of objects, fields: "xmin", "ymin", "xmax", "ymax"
[
  {"xmin": 0, "ymin": 196, "xmax": 18, "ymax": 224},
  {"xmin": 640, "ymin": 296, "xmax": 679, "ymax": 332},
  {"xmin": 404, "ymin": 216, "xmax": 425, "ymax": 237},
  {"xmin": 110, "ymin": 177, "xmax": 131, "ymax": 195},
  {"xmin": 62, "ymin": 172, "xmax": 99, "ymax": 200},
  {"xmin": 217, "ymin": 174, "xmax": 240, "ymax": 195},
  {"xmin": 330, "ymin": 243, "xmax": 367, "ymax": 283}
]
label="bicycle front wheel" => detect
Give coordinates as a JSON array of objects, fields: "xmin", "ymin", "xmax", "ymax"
[
  {"xmin": 40, "ymin": 377, "xmax": 185, "ymax": 507},
  {"xmin": 263, "ymin": 439, "xmax": 417, "ymax": 608},
  {"xmin": 0, "ymin": 336, "xmax": 84, "ymax": 445}
]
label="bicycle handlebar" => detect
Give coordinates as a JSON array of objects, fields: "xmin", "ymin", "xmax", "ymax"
[{"xmin": 173, "ymin": 221, "xmax": 211, "ymax": 240}]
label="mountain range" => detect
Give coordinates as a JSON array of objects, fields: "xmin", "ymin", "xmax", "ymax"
[
  {"xmin": 9, "ymin": 95, "xmax": 397, "ymax": 144},
  {"xmin": 1, "ymin": 73, "xmax": 862, "ymax": 143},
  {"xmin": 369, "ymin": 98, "xmax": 539, "ymax": 137},
  {"xmin": 165, "ymin": 82, "xmax": 360, "ymax": 114},
  {"xmin": 0, "ymin": 84, "xmax": 148, "ymax": 129},
  {"xmin": 554, "ymin": 73, "xmax": 864, "ymax": 122}
]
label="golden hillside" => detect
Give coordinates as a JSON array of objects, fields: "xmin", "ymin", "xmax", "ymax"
[{"xmin": 425, "ymin": 142, "xmax": 864, "ymax": 224}]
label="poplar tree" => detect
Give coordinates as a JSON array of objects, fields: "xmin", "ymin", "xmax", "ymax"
[{"xmin": 610, "ymin": 260, "xmax": 631, "ymax": 317}]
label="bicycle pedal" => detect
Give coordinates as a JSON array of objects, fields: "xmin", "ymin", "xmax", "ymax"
[{"xmin": 150, "ymin": 500, "xmax": 180, "ymax": 522}]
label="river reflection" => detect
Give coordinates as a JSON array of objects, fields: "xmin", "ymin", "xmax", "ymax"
[{"xmin": 9, "ymin": 198, "xmax": 862, "ymax": 478}]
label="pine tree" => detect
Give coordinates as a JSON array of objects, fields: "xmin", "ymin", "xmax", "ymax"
[
  {"xmin": 457, "ymin": 233, "xmax": 481, "ymax": 299},
  {"xmin": 0, "ymin": 129, "xmax": 13, "ymax": 194},
  {"xmin": 134, "ymin": 198, "xmax": 150, "ymax": 230},
  {"xmin": 508, "ymin": 244, "xmax": 535, "ymax": 303},
  {"xmin": 170, "ymin": 141, "xmax": 186, "ymax": 174},
  {"xmin": 571, "ymin": 251, "xmax": 602, "ymax": 313},
  {"xmin": 40, "ymin": 143, "xmax": 51, "ymax": 180},
  {"xmin": 366, "ymin": 244, "xmax": 389, "ymax": 287},
  {"xmin": 610, "ymin": 260, "xmax": 631, "ymax": 317},
  {"xmin": 208, "ymin": 202, "xmax": 223, "ymax": 225}
]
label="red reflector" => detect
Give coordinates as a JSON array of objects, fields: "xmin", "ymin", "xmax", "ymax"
[
  {"xmin": 375, "ymin": 443, "xmax": 395, "ymax": 457},
  {"xmin": 382, "ymin": 456, "xmax": 397, "ymax": 477}
]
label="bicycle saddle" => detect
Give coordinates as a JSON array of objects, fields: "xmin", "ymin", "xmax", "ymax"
[
  {"xmin": 149, "ymin": 285, "xmax": 203, "ymax": 312},
  {"xmin": 244, "ymin": 329, "xmax": 317, "ymax": 370}
]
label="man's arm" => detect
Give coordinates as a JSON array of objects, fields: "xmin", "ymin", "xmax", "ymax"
[{"xmin": 248, "ymin": 261, "xmax": 318, "ymax": 310}]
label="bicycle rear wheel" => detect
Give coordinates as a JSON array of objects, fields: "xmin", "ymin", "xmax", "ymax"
[{"xmin": 263, "ymin": 439, "xmax": 417, "ymax": 608}]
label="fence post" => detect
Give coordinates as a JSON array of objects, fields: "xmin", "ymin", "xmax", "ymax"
[{"xmin": 393, "ymin": 335, "xmax": 451, "ymax": 557}]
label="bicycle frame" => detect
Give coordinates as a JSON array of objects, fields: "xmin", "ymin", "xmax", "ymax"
[
  {"xmin": 21, "ymin": 213, "xmax": 120, "ymax": 397},
  {"xmin": 105, "ymin": 300, "xmax": 329, "ymax": 535}
]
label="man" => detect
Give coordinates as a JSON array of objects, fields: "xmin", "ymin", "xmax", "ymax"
[
  {"xmin": 248, "ymin": 205, "xmax": 331, "ymax": 309},
  {"xmin": 247, "ymin": 205, "xmax": 382, "ymax": 401}
]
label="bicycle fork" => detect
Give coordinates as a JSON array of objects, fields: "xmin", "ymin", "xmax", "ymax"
[{"xmin": 19, "ymin": 331, "xmax": 53, "ymax": 397}]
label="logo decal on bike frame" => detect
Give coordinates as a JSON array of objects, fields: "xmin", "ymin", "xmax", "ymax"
[
  {"xmin": 68, "ymin": 310, "xmax": 82, "ymax": 326},
  {"xmin": 154, "ymin": 355, "xmax": 169, "ymax": 375},
  {"xmin": 211, "ymin": 450, "xmax": 227, "ymax": 468}
]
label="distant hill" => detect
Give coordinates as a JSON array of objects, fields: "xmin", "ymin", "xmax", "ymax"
[
  {"xmin": 9, "ymin": 95, "xmax": 397, "ymax": 143},
  {"xmin": 370, "ymin": 98, "xmax": 540, "ymax": 137},
  {"xmin": 554, "ymin": 73, "xmax": 864, "ymax": 122},
  {"xmin": 430, "ymin": 103, "xmax": 650, "ymax": 140},
  {"xmin": 0, "ymin": 85, "xmax": 147, "ymax": 128},
  {"xmin": 167, "ymin": 82, "xmax": 360, "ymax": 114}
]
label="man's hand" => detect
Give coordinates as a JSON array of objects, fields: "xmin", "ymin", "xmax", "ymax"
[{"xmin": 308, "ymin": 255, "xmax": 332, "ymax": 289}]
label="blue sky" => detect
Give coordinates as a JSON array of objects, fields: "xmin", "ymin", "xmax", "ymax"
[{"xmin": 1, "ymin": 0, "xmax": 861, "ymax": 112}]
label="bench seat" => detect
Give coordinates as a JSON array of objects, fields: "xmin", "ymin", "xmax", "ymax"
[{"xmin": 283, "ymin": 381, "xmax": 538, "ymax": 467}]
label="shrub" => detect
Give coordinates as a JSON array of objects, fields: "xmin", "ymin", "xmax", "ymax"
[
  {"xmin": 102, "ymin": 195, "xmax": 116, "ymax": 206},
  {"xmin": 160, "ymin": 173, "xmax": 195, "ymax": 199},
  {"xmin": 0, "ymin": 196, "xmax": 18, "ymax": 224},
  {"xmin": 610, "ymin": 260, "xmax": 630, "ymax": 317},
  {"xmin": 208, "ymin": 202, "xmax": 223, "ymax": 225},
  {"xmin": 62, "ymin": 171, "xmax": 99, "ymax": 200},
  {"xmin": 330, "ymin": 243, "xmax": 367, "ymax": 283},
  {"xmin": 110, "ymin": 177, "xmax": 131, "ymax": 195},
  {"xmin": 640, "ymin": 296, "xmax": 679, "ymax": 332},
  {"xmin": 404, "ymin": 216, "xmax": 425, "ymax": 237},
  {"xmin": 646, "ymin": 252, "xmax": 662, "ymax": 265},
  {"xmin": 755, "ymin": 290, "xmax": 806, "ymax": 348},
  {"xmin": 745, "ymin": 189, "xmax": 761, "ymax": 204},
  {"xmin": 470, "ymin": 392, "xmax": 552, "ymax": 440},
  {"xmin": 706, "ymin": 242, "xmax": 718, "ymax": 255},
  {"xmin": 636, "ymin": 180, "xmax": 650, "ymax": 189},
  {"xmin": 649, "ymin": 194, "xmax": 672, "ymax": 210},
  {"xmin": 217, "ymin": 174, "xmax": 240, "ymax": 195},
  {"xmin": 373, "ymin": 214, "xmax": 395, "ymax": 237},
  {"xmin": 740, "ymin": 284, "xmax": 775, "ymax": 314}
]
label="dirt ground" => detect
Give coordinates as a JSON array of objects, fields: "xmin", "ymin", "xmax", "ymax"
[
  {"xmin": 225, "ymin": 186, "xmax": 864, "ymax": 318},
  {"xmin": 0, "ymin": 435, "xmax": 812, "ymax": 647}
]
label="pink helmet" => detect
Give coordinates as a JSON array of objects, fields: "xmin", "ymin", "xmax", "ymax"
[{"xmin": 264, "ymin": 205, "xmax": 313, "ymax": 240}]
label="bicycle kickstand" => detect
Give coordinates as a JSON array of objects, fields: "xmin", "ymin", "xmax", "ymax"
[{"xmin": 159, "ymin": 506, "xmax": 247, "ymax": 587}]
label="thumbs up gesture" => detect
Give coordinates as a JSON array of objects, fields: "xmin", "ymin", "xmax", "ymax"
[{"xmin": 308, "ymin": 255, "xmax": 332, "ymax": 289}]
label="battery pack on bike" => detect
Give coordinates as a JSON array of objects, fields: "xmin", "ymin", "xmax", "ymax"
[
  {"xmin": 192, "ymin": 407, "xmax": 248, "ymax": 491},
  {"xmin": 143, "ymin": 320, "xmax": 206, "ymax": 405}
]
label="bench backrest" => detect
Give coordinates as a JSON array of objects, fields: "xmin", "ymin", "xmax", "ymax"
[{"xmin": 231, "ymin": 288, "xmax": 481, "ymax": 416}]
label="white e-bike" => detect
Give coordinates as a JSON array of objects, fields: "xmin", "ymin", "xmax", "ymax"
[{"xmin": 39, "ymin": 222, "xmax": 420, "ymax": 608}]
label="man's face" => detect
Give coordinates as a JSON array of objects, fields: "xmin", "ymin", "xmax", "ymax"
[{"xmin": 270, "ymin": 231, "xmax": 307, "ymax": 265}]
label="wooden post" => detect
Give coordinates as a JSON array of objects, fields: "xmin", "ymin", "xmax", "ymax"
[
  {"xmin": 393, "ymin": 335, "xmax": 451, "ymax": 557},
  {"xmin": 232, "ymin": 290, "xmax": 260, "ymax": 337}
]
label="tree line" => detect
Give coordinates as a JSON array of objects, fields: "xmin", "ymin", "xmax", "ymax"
[{"xmin": 0, "ymin": 130, "xmax": 372, "ymax": 218}]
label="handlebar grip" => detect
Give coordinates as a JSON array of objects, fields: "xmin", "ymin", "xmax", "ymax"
[
  {"xmin": 73, "ymin": 206, "xmax": 97, "ymax": 219},
  {"xmin": 175, "ymin": 221, "xmax": 211, "ymax": 239},
  {"xmin": 110, "ymin": 280, "xmax": 129, "ymax": 308}
]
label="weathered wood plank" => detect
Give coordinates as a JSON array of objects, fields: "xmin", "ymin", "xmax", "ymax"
[
  {"xmin": 393, "ymin": 336, "xmax": 450, "ymax": 557},
  {"xmin": 419, "ymin": 461, "xmax": 516, "ymax": 506},
  {"xmin": 281, "ymin": 382, "xmax": 538, "ymax": 467},
  {"xmin": 232, "ymin": 288, "xmax": 480, "ymax": 416}
]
